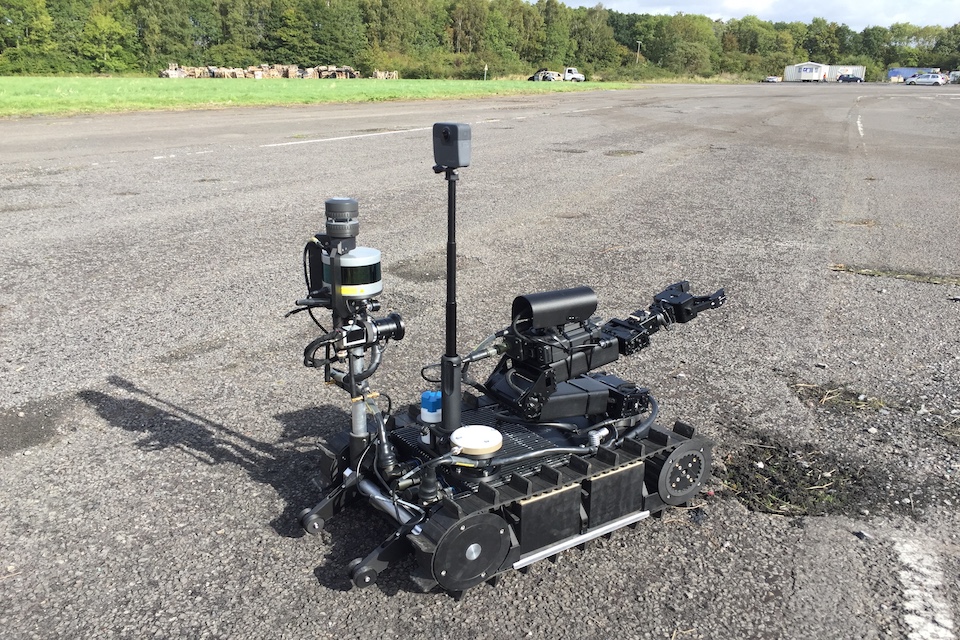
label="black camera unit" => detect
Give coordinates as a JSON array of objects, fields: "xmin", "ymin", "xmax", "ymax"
[
  {"xmin": 290, "ymin": 123, "xmax": 726, "ymax": 597},
  {"xmin": 433, "ymin": 122, "xmax": 471, "ymax": 170}
]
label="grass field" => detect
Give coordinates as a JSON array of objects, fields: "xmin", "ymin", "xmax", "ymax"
[{"xmin": 0, "ymin": 76, "xmax": 637, "ymax": 118}]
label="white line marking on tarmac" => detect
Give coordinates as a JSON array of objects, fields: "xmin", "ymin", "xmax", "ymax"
[
  {"xmin": 258, "ymin": 109, "xmax": 598, "ymax": 148},
  {"xmin": 893, "ymin": 537, "xmax": 956, "ymax": 640},
  {"xmin": 857, "ymin": 115, "xmax": 864, "ymax": 137},
  {"xmin": 260, "ymin": 127, "xmax": 432, "ymax": 148},
  {"xmin": 152, "ymin": 150, "xmax": 214, "ymax": 160}
]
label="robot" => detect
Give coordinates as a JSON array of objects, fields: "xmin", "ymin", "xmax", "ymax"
[{"xmin": 290, "ymin": 123, "xmax": 726, "ymax": 596}]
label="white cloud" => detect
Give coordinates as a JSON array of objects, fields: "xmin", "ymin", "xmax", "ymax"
[
  {"xmin": 575, "ymin": 0, "xmax": 960, "ymax": 30},
  {"xmin": 722, "ymin": 0, "xmax": 777, "ymax": 14}
]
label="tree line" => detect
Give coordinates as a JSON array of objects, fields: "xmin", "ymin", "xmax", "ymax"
[{"xmin": 2, "ymin": 0, "xmax": 959, "ymax": 80}]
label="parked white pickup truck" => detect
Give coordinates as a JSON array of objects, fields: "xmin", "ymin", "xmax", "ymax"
[{"xmin": 528, "ymin": 67, "xmax": 586, "ymax": 82}]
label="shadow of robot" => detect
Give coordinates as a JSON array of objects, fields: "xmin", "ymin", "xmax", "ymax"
[{"xmin": 78, "ymin": 375, "xmax": 406, "ymax": 594}]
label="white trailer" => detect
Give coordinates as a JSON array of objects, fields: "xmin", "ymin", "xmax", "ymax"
[{"xmin": 784, "ymin": 62, "xmax": 827, "ymax": 82}]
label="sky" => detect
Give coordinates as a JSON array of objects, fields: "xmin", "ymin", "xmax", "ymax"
[{"xmin": 569, "ymin": 0, "xmax": 960, "ymax": 32}]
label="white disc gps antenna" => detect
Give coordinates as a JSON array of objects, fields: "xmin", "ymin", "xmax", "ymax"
[{"xmin": 450, "ymin": 425, "xmax": 503, "ymax": 457}]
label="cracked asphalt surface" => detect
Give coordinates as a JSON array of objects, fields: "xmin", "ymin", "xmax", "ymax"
[{"xmin": 2, "ymin": 84, "xmax": 959, "ymax": 639}]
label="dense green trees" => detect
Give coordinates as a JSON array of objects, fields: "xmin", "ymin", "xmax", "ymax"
[
  {"xmin": 1, "ymin": 0, "xmax": 958, "ymax": 79},
  {"xmin": 1, "ymin": 0, "xmax": 59, "ymax": 72},
  {"xmin": 569, "ymin": 5, "xmax": 618, "ymax": 67}
]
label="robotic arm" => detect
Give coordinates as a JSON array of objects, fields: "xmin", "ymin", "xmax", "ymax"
[
  {"xmin": 481, "ymin": 282, "xmax": 726, "ymax": 421},
  {"xmin": 604, "ymin": 281, "xmax": 727, "ymax": 355}
]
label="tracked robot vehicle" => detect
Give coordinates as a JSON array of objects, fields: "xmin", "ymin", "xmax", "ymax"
[{"xmin": 292, "ymin": 123, "xmax": 726, "ymax": 596}]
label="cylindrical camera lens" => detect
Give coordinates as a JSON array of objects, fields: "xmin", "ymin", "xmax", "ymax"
[
  {"xmin": 325, "ymin": 197, "xmax": 360, "ymax": 241},
  {"xmin": 372, "ymin": 313, "xmax": 405, "ymax": 342}
]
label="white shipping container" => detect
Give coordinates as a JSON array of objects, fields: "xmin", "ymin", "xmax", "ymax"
[{"xmin": 832, "ymin": 65, "xmax": 866, "ymax": 80}]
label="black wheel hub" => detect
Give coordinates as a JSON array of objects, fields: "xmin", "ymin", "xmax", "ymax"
[
  {"xmin": 432, "ymin": 512, "xmax": 511, "ymax": 591},
  {"xmin": 651, "ymin": 439, "xmax": 712, "ymax": 506}
]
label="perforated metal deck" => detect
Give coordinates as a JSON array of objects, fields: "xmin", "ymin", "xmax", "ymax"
[{"xmin": 391, "ymin": 405, "xmax": 573, "ymax": 494}]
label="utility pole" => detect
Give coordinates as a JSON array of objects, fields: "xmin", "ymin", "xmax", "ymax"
[{"xmin": 636, "ymin": 41, "xmax": 642, "ymax": 64}]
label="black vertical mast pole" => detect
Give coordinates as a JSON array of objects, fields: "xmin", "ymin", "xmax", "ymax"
[{"xmin": 440, "ymin": 167, "xmax": 461, "ymax": 434}]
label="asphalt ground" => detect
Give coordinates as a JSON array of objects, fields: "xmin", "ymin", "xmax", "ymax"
[{"xmin": 2, "ymin": 83, "xmax": 959, "ymax": 639}]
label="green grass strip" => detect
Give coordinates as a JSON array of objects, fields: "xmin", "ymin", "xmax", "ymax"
[{"xmin": 0, "ymin": 76, "xmax": 637, "ymax": 118}]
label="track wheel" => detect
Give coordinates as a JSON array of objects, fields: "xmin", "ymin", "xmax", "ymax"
[
  {"xmin": 432, "ymin": 512, "xmax": 511, "ymax": 592},
  {"xmin": 299, "ymin": 509, "xmax": 324, "ymax": 535},
  {"xmin": 647, "ymin": 439, "xmax": 712, "ymax": 506},
  {"xmin": 348, "ymin": 557, "xmax": 378, "ymax": 588}
]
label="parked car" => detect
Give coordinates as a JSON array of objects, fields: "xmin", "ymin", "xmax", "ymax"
[
  {"xmin": 761, "ymin": 76, "xmax": 782, "ymax": 83},
  {"xmin": 906, "ymin": 73, "xmax": 945, "ymax": 85},
  {"xmin": 527, "ymin": 68, "xmax": 562, "ymax": 81},
  {"xmin": 837, "ymin": 74, "xmax": 863, "ymax": 83}
]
